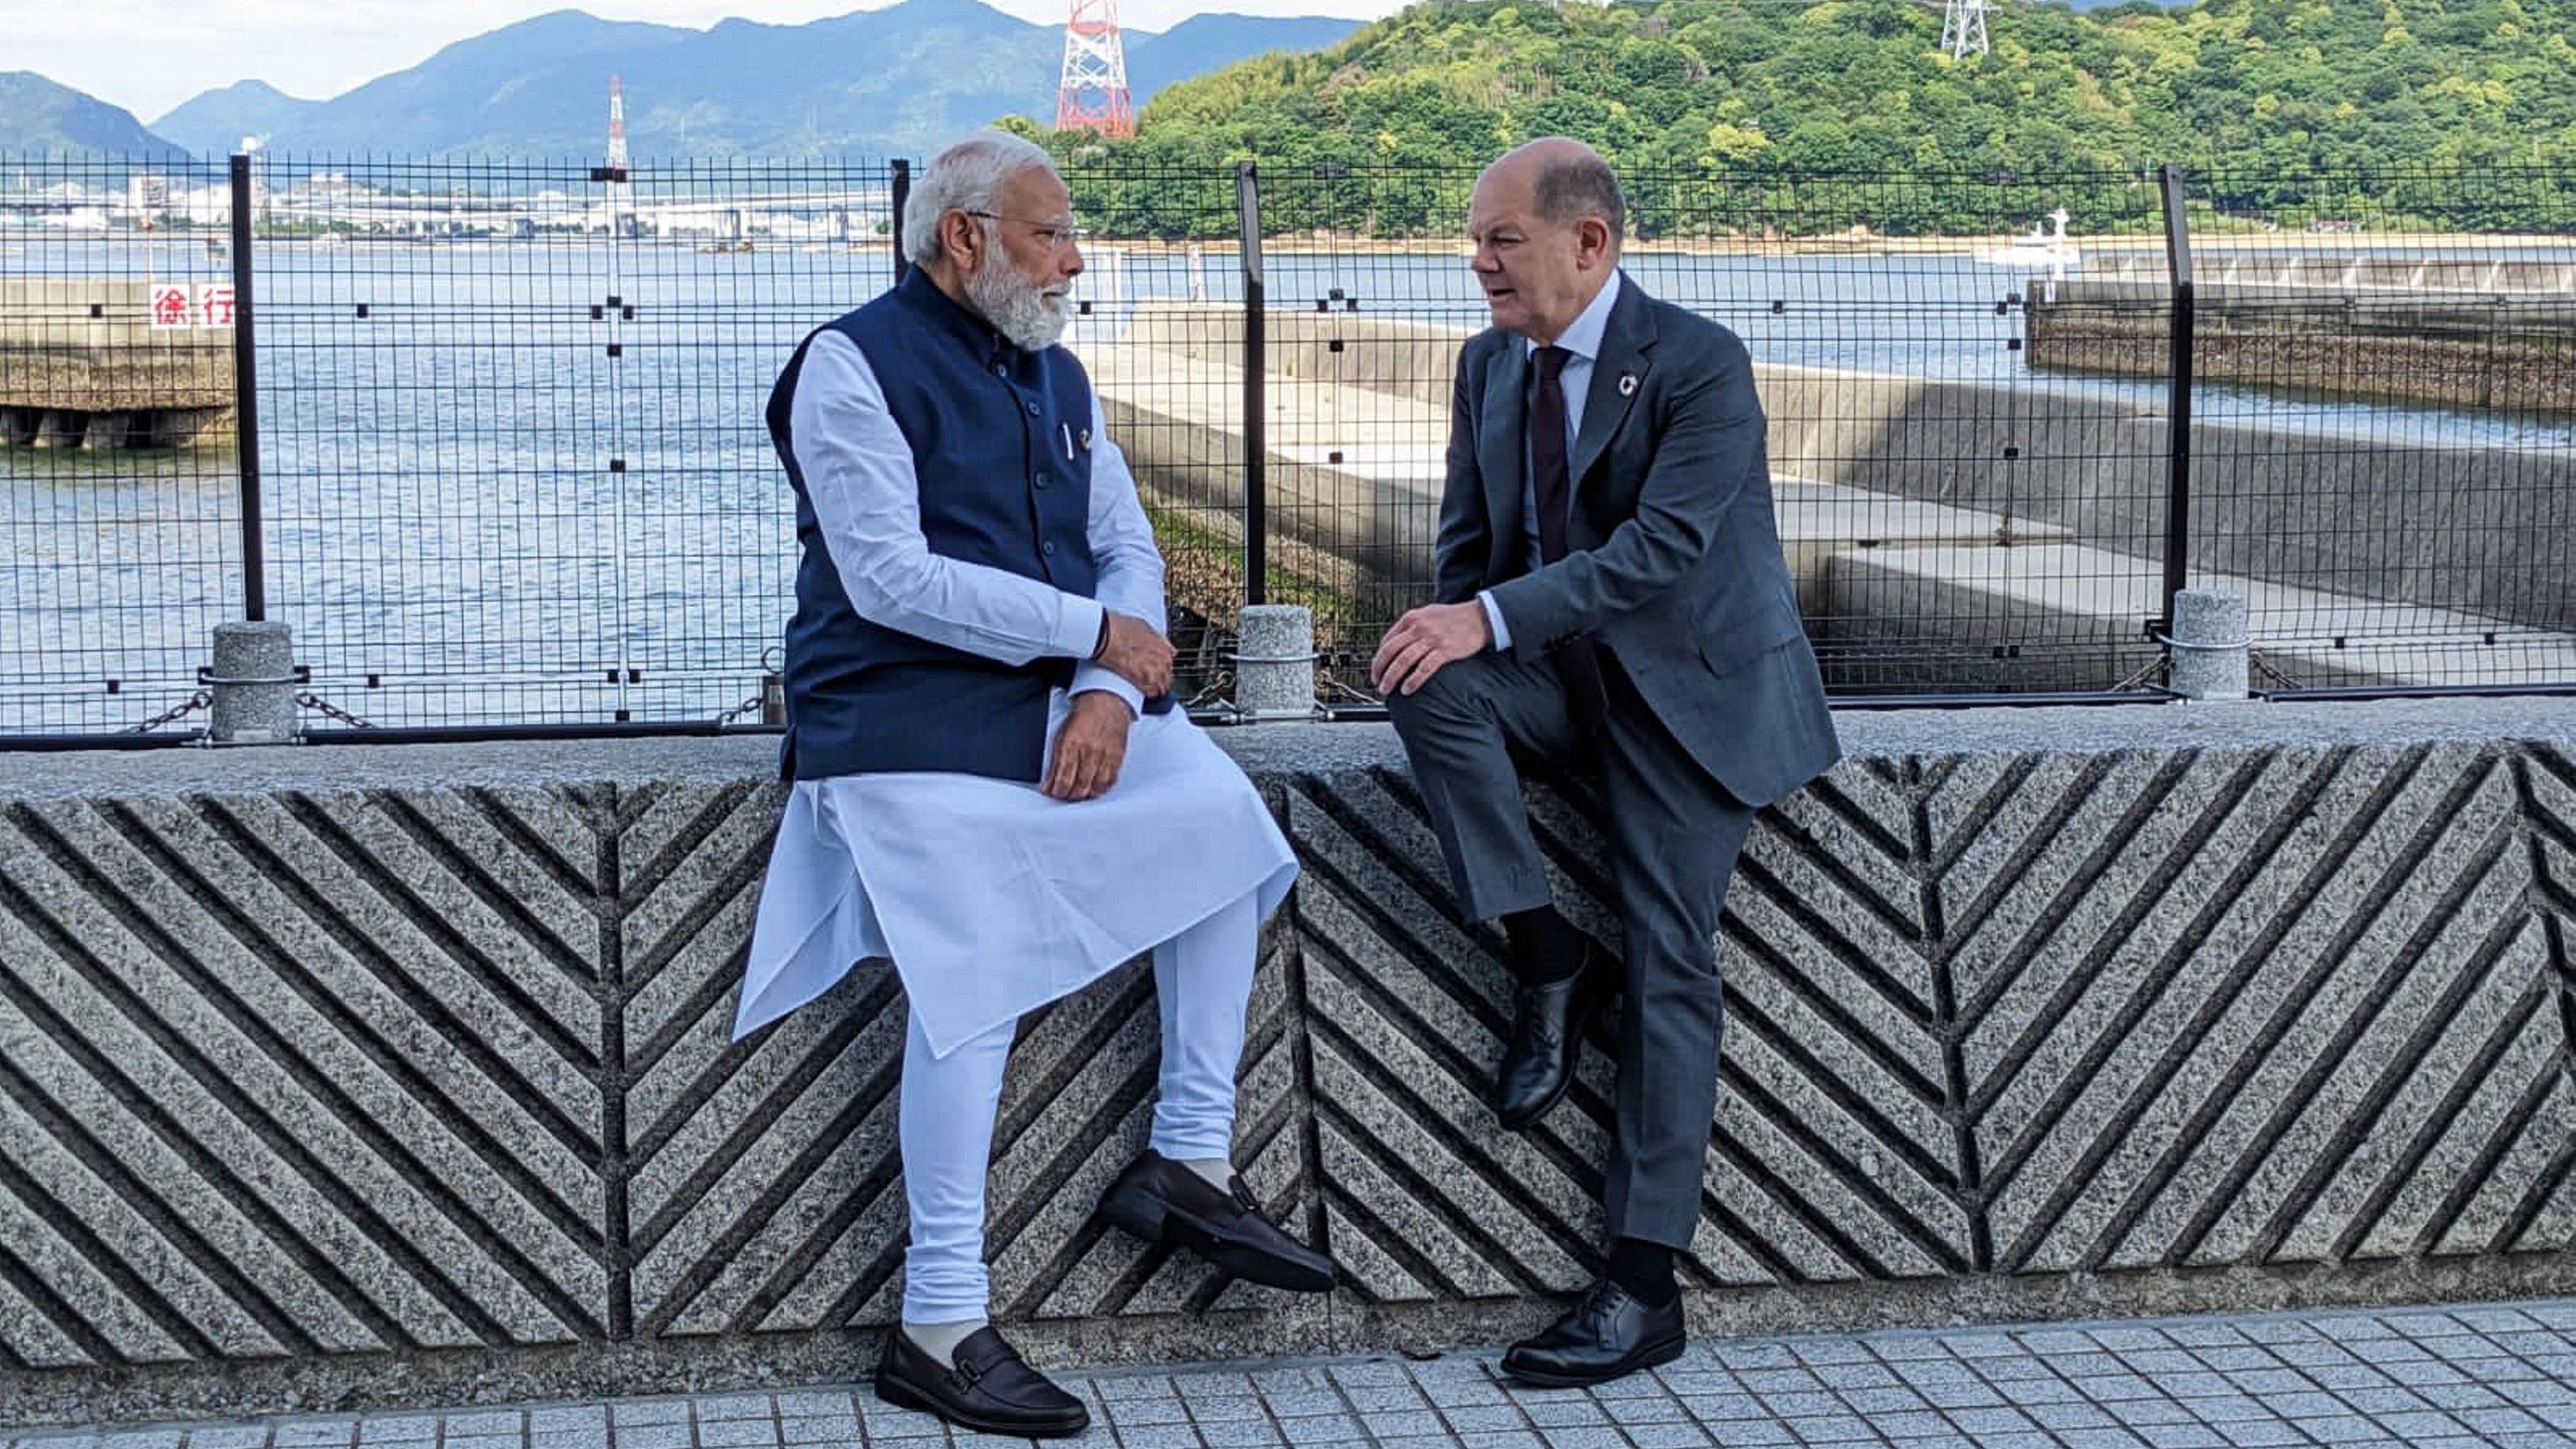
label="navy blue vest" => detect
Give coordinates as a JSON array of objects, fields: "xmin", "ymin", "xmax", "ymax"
[{"xmin": 768, "ymin": 270, "xmax": 1110, "ymax": 783}]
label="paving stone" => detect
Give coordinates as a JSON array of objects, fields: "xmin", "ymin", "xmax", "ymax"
[
  {"xmin": 1535, "ymin": 1429, "xmax": 1632, "ymax": 1449},
  {"xmin": 1113, "ymin": 1426, "xmax": 1209, "ymax": 1449},
  {"xmin": 693, "ymin": 1421, "xmax": 781, "ymax": 1449},
  {"xmin": 1440, "ymin": 1406, "xmax": 1532, "ymax": 1434},
  {"xmin": 1181, "ymin": 1395, "xmax": 1268, "ymax": 1424},
  {"xmin": 1621, "ymin": 1425, "xmax": 1716, "ymax": 1449},
  {"xmin": 1775, "ymin": 1414, "xmax": 1876, "ymax": 1443},
  {"xmin": 1196, "ymin": 1419, "xmax": 1283, "ymax": 1448},
  {"xmin": 2292, "ymin": 1416, "xmax": 2385, "ymax": 1444}
]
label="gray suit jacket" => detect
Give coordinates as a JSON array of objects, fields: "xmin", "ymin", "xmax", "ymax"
[{"xmin": 1437, "ymin": 273, "xmax": 1841, "ymax": 807}]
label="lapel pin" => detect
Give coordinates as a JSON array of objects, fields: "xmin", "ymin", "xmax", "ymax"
[{"xmin": 1618, "ymin": 373, "xmax": 1639, "ymax": 397}]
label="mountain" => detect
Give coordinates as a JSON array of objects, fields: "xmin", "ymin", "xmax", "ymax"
[
  {"xmin": 0, "ymin": 71, "xmax": 184, "ymax": 157},
  {"xmin": 134, "ymin": 0, "xmax": 1361, "ymax": 160},
  {"xmin": 151, "ymin": 80, "xmax": 325, "ymax": 157}
]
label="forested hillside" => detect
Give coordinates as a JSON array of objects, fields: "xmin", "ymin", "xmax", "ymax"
[{"xmin": 1034, "ymin": 0, "xmax": 2576, "ymax": 235}]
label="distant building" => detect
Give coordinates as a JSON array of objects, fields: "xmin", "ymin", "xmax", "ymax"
[{"xmin": 128, "ymin": 174, "xmax": 171, "ymax": 217}]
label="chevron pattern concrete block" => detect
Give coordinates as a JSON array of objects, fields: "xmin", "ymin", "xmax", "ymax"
[
  {"xmin": 1287, "ymin": 759, "xmax": 1975, "ymax": 1303},
  {"xmin": 0, "ymin": 787, "xmax": 613, "ymax": 1372},
  {"xmin": 2, "ymin": 718, "xmax": 2572, "ymax": 1411},
  {"xmin": 1965, "ymin": 743, "xmax": 2575, "ymax": 1275},
  {"xmin": 626, "ymin": 777, "xmax": 1316, "ymax": 1344}
]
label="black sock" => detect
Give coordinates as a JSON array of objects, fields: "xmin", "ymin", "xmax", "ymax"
[
  {"xmin": 1500, "ymin": 906, "xmax": 1587, "ymax": 985},
  {"xmin": 1606, "ymin": 1237, "xmax": 1676, "ymax": 1308}
]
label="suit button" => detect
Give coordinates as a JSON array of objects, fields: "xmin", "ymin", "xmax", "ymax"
[
  {"xmin": 1035, "ymin": 472, "xmax": 1051, "ymax": 489},
  {"xmin": 992, "ymin": 363, "xmax": 1008, "ymax": 378},
  {"xmin": 1042, "ymin": 540, "xmax": 1057, "ymax": 556},
  {"xmin": 1025, "ymin": 400, "xmax": 1040, "ymax": 415}
]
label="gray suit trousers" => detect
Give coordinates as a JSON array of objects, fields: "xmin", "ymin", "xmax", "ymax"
[{"xmin": 1386, "ymin": 647, "xmax": 1753, "ymax": 1249}]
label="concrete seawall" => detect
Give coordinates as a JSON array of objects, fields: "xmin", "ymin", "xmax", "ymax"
[
  {"xmin": 3, "ymin": 698, "xmax": 2573, "ymax": 1426},
  {"xmin": 0, "ymin": 279, "xmax": 234, "ymax": 450},
  {"xmin": 2026, "ymin": 279, "xmax": 2576, "ymax": 416},
  {"xmin": 1088, "ymin": 304, "xmax": 2575, "ymax": 692}
]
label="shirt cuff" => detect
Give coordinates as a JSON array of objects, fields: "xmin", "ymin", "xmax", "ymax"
[
  {"xmin": 1055, "ymin": 595, "xmax": 1110, "ymax": 660},
  {"xmin": 1071, "ymin": 663, "xmax": 1145, "ymax": 716},
  {"xmin": 1478, "ymin": 591, "xmax": 1514, "ymax": 653}
]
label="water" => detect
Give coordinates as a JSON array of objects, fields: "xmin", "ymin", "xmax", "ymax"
[{"xmin": 6, "ymin": 236, "xmax": 2570, "ymax": 733}]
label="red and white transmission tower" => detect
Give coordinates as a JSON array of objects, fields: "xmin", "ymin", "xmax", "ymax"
[
  {"xmin": 607, "ymin": 74, "xmax": 632, "ymax": 169},
  {"xmin": 605, "ymin": 74, "xmax": 636, "ymax": 236},
  {"xmin": 1055, "ymin": 0, "xmax": 1136, "ymax": 137}
]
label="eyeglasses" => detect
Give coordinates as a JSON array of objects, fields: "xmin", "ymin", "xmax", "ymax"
[{"xmin": 963, "ymin": 210, "xmax": 1086, "ymax": 251}]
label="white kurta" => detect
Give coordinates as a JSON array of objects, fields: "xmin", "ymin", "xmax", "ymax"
[{"xmin": 731, "ymin": 327, "xmax": 1297, "ymax": 1056}]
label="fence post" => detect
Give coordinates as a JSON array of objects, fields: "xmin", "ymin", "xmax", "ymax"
[
  {"xmin": 1235, "ymin": 160, "xmax": 1266, "ymax": 607},
  {"xmin": 229, "ymin": 154, "xmax": 267, "ymax": 623},
  {"xmin": 2157, "ymin": 163, "xmax": 2194, "ymax": 649},
  {"xmin": 890, "ymin": 159, "xmax": 912, "ymax": 285}
]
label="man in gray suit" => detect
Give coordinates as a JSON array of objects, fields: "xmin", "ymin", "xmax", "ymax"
[{"xmin": 1372, "ymin": 138, "xmax": 1839, "ymax": 1387}]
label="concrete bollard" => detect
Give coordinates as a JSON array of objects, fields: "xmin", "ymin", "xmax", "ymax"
[
  {"xmin": 206, "ymin": 621, "xmax": 301, "ymax": 745},
  {"xmin": 2169, "ymin": 588, "xmax": 2251, "ymax": 701},
  {"xmin": 1234, "ymin": 604, "xmax": 1320, "ymax": 721}
]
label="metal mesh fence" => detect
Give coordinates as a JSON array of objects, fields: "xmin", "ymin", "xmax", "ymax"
[
  {"xmin": 2160, "ymin": 164, "xmax": 2575, "ymax": 692},
  {"xmin": 1060, "ymin": 165, "xmax": 1249, "ymax": 709},
  {"xmin": 1, "ymin": 154, "xmax": 242, "ymax": 733},
  {"xmin": 4, "ymin": 155, "xmax": 2572, "ymax": 741},
  {"xmin": 245, "ymin": 156, "xmax": 899, "ymax": 729}
]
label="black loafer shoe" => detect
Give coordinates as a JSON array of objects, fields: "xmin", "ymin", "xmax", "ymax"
[
  {"xmin": 1493, "ymin": 946, "xmax": 1611, "ymax": 1131},
  {"xmin": 1500, "ymin": 1278, "xmax": 1686, "ymax": 1388},
  {"xmin": 1099, "ymin": 1149, "xmax": 1337, "ymax": 1292},
  {"xmin": 874, "ymin": 1324, "xmax": 1090, "ymax": 1438}
]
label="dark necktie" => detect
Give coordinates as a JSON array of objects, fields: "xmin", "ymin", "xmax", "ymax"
[{"xmin": 1528, "ymin": 346, "xmax": 1608, "ymax": 733}]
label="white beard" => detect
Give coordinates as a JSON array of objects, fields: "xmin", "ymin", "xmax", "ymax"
[{"xmin": 965, "ymin": 259, "xmax": 1071, "ymax": 352}]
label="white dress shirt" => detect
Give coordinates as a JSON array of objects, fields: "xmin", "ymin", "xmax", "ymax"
[
  {"xmin": 734, "ymin": 328, "xmax": 1298, "ymax": 1055},
  {"xmin": 1477, "ymin": 269, "xmax": 1624, "ymax": 654}
]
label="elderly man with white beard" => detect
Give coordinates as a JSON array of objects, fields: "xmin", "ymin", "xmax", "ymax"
[{"xmin": 733, "ymin": 132, "xmax": 1336, "ymax": 1438}]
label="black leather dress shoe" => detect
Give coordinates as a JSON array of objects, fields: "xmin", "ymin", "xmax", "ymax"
[
  {"xmin": 1098, "ymin": 1149, "xmax": 1337, "ymax": 1292},
  {"xmin": 1493, "ymin": 946, "xmax": 1610, "ymax": 1130},
  {"xmin": 1501, "ymin": 1278, "xmax": 1687, "ymax": 1388},
  {"xmin": 874, "ymin": 1324, "xmax": 1090, "ymax": 1438}
]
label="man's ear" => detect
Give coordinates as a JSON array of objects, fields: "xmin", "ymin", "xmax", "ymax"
[
  {"xmin": 1577, "ymin": 215, "xmax": 1614, "ymax": 267},
  {"xmin": 943, "ymin": 209, "xmax": 982, "ymax": 268}
]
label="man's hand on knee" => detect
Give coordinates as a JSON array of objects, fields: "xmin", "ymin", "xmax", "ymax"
[
  {"xmin": 1044, "ymin": 690, "xmax": 1136, "ymax": 802},
  {"xmin": 1371, "ymin": 601, "xmax": 1493, "ymax": 696}
]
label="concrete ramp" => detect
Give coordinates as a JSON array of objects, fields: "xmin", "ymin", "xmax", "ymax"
[
  {"xmin": 1090, "ymin": 339, "xmax": 2061, "ymax": 607},
  {"xmin": 1824, "ymin": 541, "xmax": 2576, "ymax": 692}
]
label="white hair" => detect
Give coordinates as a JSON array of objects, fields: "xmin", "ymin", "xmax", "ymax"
[{"xmin": 903, "ymin": 132, "xmax": 1061, "ymax": 270}]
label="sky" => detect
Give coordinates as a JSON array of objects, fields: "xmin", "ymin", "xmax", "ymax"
[{"xmin": 20, "ymin": 0, "xmax": 1403, "ymax": 122}]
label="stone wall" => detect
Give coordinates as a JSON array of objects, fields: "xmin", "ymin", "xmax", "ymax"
[
  {"xmin": 2, "ymin": 699, "xmax": 2574, "ymax": 1427},
  {"xmin": 0, "ymin": 279, "xmax": 234, "ymax": 449}
]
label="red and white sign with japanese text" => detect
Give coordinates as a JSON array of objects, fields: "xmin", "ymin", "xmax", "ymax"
[{"xmin": 149, "ymin": 284, "xmax": 192, "ymax": 330}]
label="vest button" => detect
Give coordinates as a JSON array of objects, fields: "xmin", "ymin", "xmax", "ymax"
[
  {"xmin": 1025, "ymin": 401, "xmax": 1040, "ymax": 416},
  {"xmin": 1034, "ymin": 472, "xmax": 1051, "ymax": 489},
  {"xmin": 992, "ymin": 363, "xmax": 1006, "ymax": 377},
  {"xmin": 1042, "ymin": 539, "xmax": 1057, "ymax": 556}
]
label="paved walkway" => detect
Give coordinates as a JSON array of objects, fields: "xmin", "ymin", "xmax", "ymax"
[{"xmin": 13, "ymin": 1299, "xmax": 2576, "ymax": 1449}]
